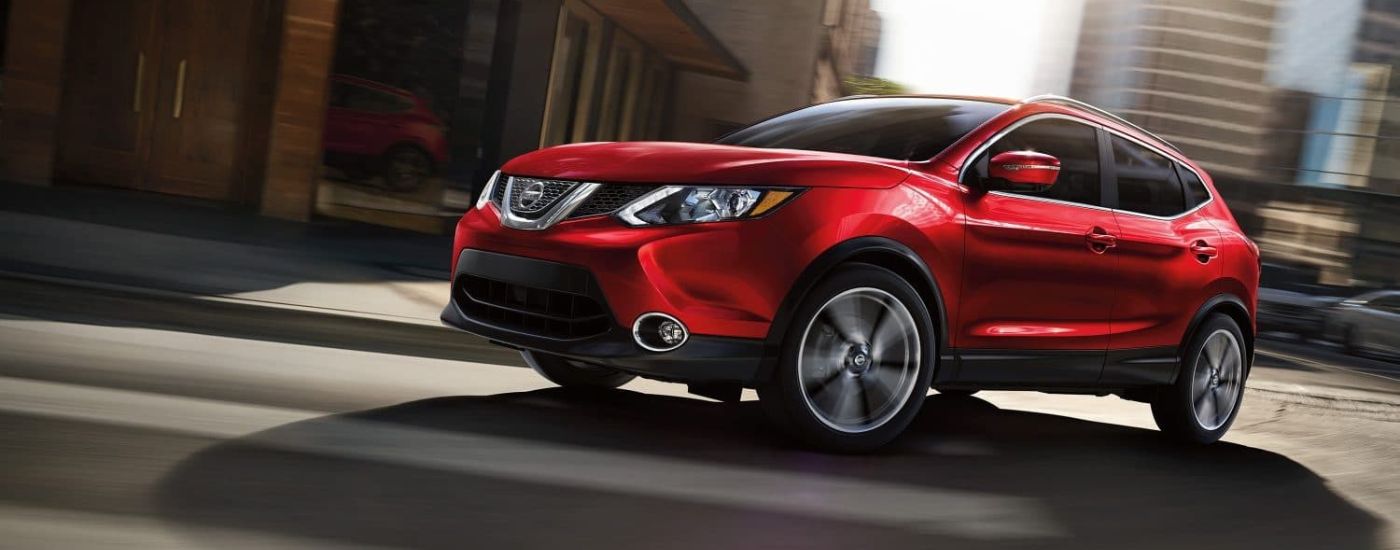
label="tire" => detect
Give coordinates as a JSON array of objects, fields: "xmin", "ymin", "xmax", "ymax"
[
  {"xmin": 937, "ymin": 388, "xmax": 979, "ymax": 397},
  {"xmin": 382, "ymin": 145, "xmax": 433, "ymax": 192},
  {"xmin": 1151, "ymin": 314, "xmax": 1248, "ymax": 444},
  {"xmin": 522, "ymin": 350, "xmax": 635, "ymax": 389},
  {"xmin": 758, "ymin": 263, "xmax": 936, "ymax": 452}
]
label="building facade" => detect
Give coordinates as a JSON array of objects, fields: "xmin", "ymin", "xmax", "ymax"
[
  {"xmin": 1070, "ymin": 0, "xmax": 1284, "ymax": 181},
  {"xmin": 0, "ymin": 0, "xmax": 758, "ymax": 232},
  {"xmin": 666, "ymin": 0, "xmax": 880, "ymax": 142},
  {"xmin": 1070, "ymin": 0, "xmax": 1400, "ymax": 286}
]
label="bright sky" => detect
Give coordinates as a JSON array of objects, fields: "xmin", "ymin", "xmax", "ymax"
[{"xmin": 872, "ymin": 0, "xmax": 1088, "ymax": 98}]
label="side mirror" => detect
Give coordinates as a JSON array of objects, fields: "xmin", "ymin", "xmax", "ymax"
[{"xmin": 988, "ymin": 150, "xmax": 1060, "ymax": 188}]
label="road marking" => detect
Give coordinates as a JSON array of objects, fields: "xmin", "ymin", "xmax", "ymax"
[{"xmin": 0, "ymin": 375, "xmax": 1064, "ymax": 540}]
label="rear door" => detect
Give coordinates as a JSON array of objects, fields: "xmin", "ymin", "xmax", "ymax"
[
  {"xmin": 957, "ymin": 116, "xmax": 1119, "ymax": 384},
  {"xmin": 1102, "ymin": 133, "xmax": 1222, "ymax": 384}
]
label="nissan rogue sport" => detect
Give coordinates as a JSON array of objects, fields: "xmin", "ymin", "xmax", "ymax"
[{"xmin": 442, "ymin": 95, "xmax": 1260, "ymax": 452}]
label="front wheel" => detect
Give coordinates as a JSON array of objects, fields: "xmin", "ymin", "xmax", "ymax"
[
  {"xmin": 1151, "ymin": 314, "xmax": 1248, "ymax": 444},
  {"xmin": 758, "ymin": 264, "xmax": 935, "ymax": 452},
  {"xmin": 522, "ymin": 350, "xmax": 635, "ymax": 389}
]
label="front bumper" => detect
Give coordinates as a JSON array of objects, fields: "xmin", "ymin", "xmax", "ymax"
[{"xmin": 441, "ymin": 248, "xmax": 766, "ymax": 384}]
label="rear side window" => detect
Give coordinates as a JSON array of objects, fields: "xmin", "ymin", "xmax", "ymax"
[
  {"xmin": 969, "ymin": 118, "xmax": 1103, "ymax": 207},
  {"xmin": 1112, "ymin": 135, "xmax": 1186, "ymax": 216},
  {"xmin": 1177, "ymin": 164, "xmax": 1210, "ymax": 208}
]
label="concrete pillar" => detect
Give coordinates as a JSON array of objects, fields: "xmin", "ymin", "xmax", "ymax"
[{"xmin": 259, "ymin": 0, "xmax": 340, "ymax": 221}]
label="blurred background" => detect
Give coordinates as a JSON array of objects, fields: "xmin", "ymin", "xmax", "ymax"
[
  {"xmin": 2, "ymin": 0, "xmax": 1400, "ymax": 548},
  {"xmin": 4, "ymin": 0, "xmax": 1399, "ymax": 292}
]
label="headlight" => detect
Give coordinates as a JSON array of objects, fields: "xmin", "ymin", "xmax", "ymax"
[
  {"xmin": 616, "ymin": 186, "xmax": 801, "ymax": 226},
  {"xmin": 475, "ymin": 170, "xmax": 501, "ymax": 210}
]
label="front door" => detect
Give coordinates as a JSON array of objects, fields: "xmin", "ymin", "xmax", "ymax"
[
  {"xmin": 957, "ymin": 116, "xmax": 1117, "ymax": 385},
  {"xmin": 54, "ymin": 0, "xmax": 265, "ymax": 202}
]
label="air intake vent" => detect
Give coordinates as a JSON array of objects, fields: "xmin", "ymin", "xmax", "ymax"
[{"xmin": 569, "ymin": 185, "xmax": 661, "ymax": 218}]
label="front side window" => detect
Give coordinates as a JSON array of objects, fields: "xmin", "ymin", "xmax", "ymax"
[
  {"xmin": 967, "ymin": 117, "xmax": 1103, "ymax": 207},
  {"xmin": 1113, "ymin": 135, "xmax": 1186, "ymax": 217},
  {"xmin": 717, "ymin": 97, "xmax": 1009, "ymax": 161}
]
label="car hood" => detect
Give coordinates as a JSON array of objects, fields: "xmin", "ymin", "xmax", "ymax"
[{"xmin": 499, "ymin": 141, "xmax": 911, "ymax": 189}]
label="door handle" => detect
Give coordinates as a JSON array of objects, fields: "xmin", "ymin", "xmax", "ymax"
[
  {"xmin": 172, "ymin": 59, "xmax": 187, "ymax": 119},
  {"xmin": 133, "ymin": 52, "xmax": 145, "ymax": 113},
  {"xmin": 1191, "ymin": 241, "xmax": 1218, "ymax": 262},
  {"xmin": 1085, "ymin": 228, "xmax": 1117, "ymax": 253}
]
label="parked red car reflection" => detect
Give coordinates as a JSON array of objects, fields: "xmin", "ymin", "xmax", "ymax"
[{"xmin": 323, "ymin": 75, "xmax": 449, "ymax": 191}]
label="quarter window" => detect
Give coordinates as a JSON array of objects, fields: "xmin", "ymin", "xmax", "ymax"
[
  {"xmin": 1112, "ymin": 135, "xmax": 1186, "ymax": 216},
  {"xmin": 969, "ymin": 118, "xmax": 1103, "ymax": 207},
  {"xmin": 1177, "ymin": 163, "xmax": 1210, "ymax": 208}
]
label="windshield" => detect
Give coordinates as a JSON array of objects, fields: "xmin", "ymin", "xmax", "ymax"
[{"xmin": 716, "ymin": 97, "xmax": 1010, "ymax": 161}]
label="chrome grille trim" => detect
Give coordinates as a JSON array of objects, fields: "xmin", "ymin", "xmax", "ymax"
[{"xmin": 499, "ymin": 176, "xmax": 600, "ymax": 231}]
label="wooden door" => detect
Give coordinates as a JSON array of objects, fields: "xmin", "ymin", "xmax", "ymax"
[
  {"xmin": 53, "ymin": 0, "xmax": 161, "ymax": 189},
  {"xmin": 143, "ymin": 0, "xmax": 262, "ymax": 200}
]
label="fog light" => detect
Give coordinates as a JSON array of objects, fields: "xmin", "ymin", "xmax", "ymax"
[
  {"xmin": 658, "ymin": 320, "xmax": 685, "ymax": 345},
  {"xmin": 633, "ymin": 313, "xmax": 688, "ymax": 352}
]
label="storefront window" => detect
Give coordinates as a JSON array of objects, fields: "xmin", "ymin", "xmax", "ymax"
[{"xmin": 316, "ymin": 0, "xmax": 498, "ymax": 232}]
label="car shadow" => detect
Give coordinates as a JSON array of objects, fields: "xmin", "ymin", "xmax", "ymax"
[{"xmin": 155, "ymin": 391, "xmax": 1383, "ymax": 549}]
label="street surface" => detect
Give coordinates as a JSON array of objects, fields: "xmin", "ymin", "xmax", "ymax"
[{"xmin": 1, "ymin": 275, "xmax": 1398, "ymax": 549}]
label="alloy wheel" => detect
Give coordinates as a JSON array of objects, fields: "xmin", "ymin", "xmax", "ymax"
[
  {"xmin": 797, "ymin": 287, "xmax": 921, "ymax": 433},
  {"xmin": 1191, "ymin": 329, "xmax": 1244, "ymax": 430}
]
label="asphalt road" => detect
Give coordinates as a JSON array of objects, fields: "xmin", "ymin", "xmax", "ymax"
[{"xmin": 1, "ymin": 276, "xmax": 1398, "ymax": 549}]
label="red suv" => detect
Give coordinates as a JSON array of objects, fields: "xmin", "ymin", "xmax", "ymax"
[
  {"xmin": 442, "ymin": 95, "xmax": 1260, "ymax": 452},
  {"xmin": 323, "ymin": 75, "xmax": 449, "ymax": 191}
]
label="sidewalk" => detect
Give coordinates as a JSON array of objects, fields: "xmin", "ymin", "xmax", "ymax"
[{"xmin": 0, "ymin": 183, "xmax": 454, "ymax": 325}]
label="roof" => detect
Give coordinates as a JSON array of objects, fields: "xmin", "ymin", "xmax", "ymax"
[{"xmin": 832, "ymin": 93, "xmax": 1185, "ymax": 154}]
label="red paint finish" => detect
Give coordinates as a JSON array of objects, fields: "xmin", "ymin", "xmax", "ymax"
[
  {"xmin": 451, "ymin": 97, "xmax": 1257, "ymax": 362},
  {"xmin": 957, "ymin": 191, "xmax": 1121, "ymax": 350},
  {"xmin": 1106, "ymin": 211, "xmax": 1223, "ymax": 349},
  {"xmin": 501, "ymin": 141, "xmax": 910, "ymax": 189},
  {"xmin": 988, "ymin": 150, "xmax": 1060, "ymax": 187}
]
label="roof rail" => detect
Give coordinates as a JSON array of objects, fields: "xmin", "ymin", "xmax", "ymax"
[{"xmin": 1021, "ymin": 94, "xmax": 1183, "ymax": 153}]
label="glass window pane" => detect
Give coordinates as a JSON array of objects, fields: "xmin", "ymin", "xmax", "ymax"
[
  {"xmin": 1113, "ymin": 135, "xmax": 1186, "ymax": 216},
  {"xmin": 975, "ymin": 118, "xmax": 1103, "ymax": 207},
  {"xmin": 717, "ymin": 97, "xmax": 1009, "ymax": 161},
  {"xmin": 1177, "ymin": 163, "xmax": 1210, "ymax": 208}
]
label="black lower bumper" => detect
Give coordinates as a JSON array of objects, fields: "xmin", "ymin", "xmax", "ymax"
[{"xmin": 440, "ymin": 249, "xmax": 766, "ymax": 384}]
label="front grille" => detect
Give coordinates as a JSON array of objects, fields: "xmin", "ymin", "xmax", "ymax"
[
  {"xmin": 490, "ymin": 177, "xmax": 508, "ymax": 205},
  {"xmin": 455, "ymin": 274, "xmax": 610, "ymax": 339},
  {"xmin": 569, "ymin": 185, "xmax": 661, "ymax": 218},
  {"xmin": 507, "ymin": 177, "xmax": 579, "ymax": 220}
]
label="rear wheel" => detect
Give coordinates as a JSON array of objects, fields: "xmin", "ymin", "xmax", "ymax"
[
  {"xmin": 383, "ymin": 145, "xmax": 433, "ymax": 192},
  {"xmin": 522, "ymin": 350, "xmax": 635, "ymax": 389},
  {"xmin": 1151, "ymin": 314, "xmax": 1247, "ymax": 444},
  {"xmin": 759, "ymin": 264, "xmax": 934, "ymax": 452}
]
